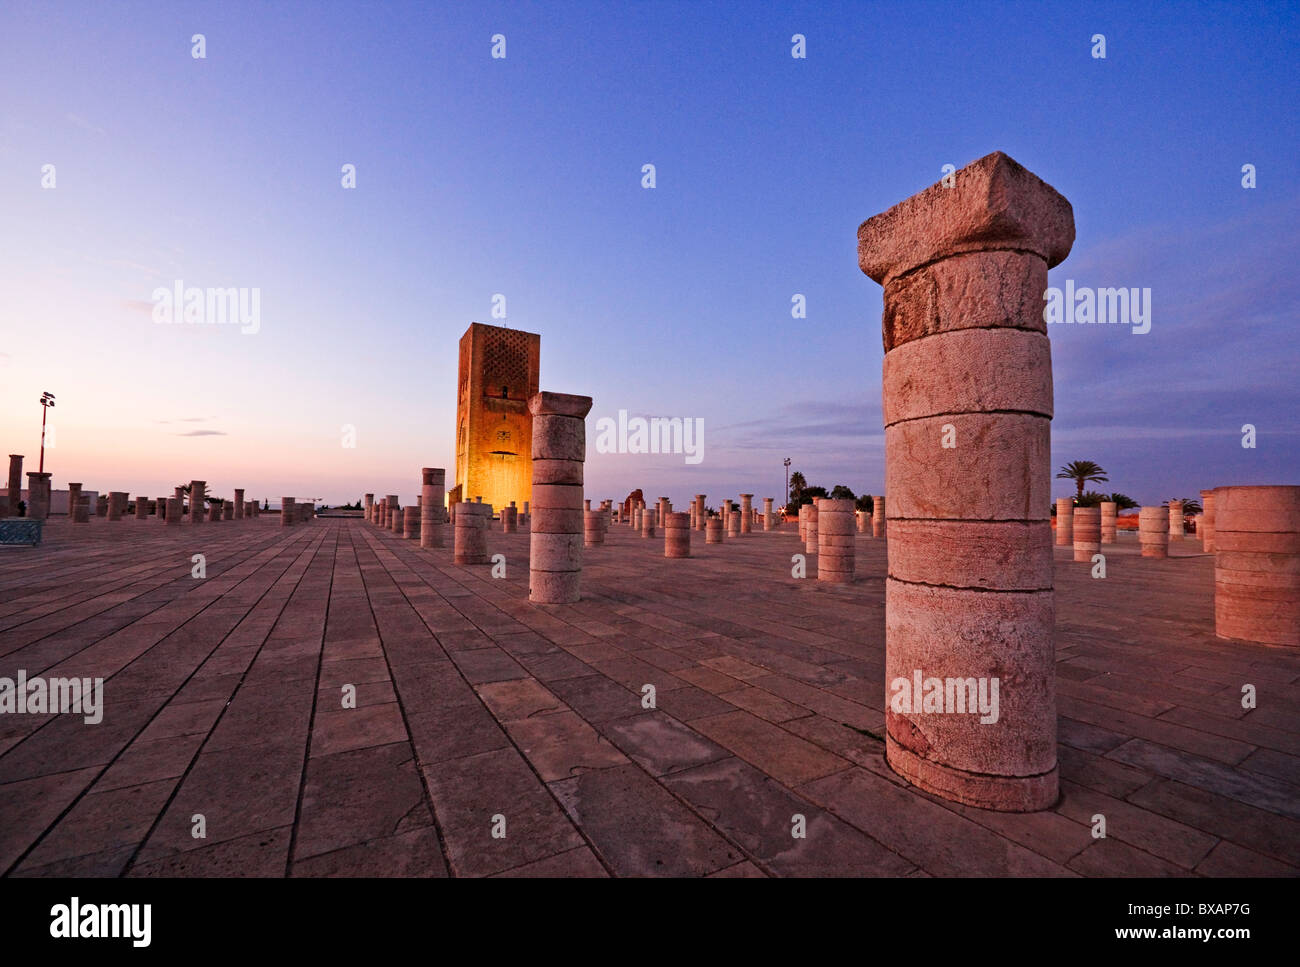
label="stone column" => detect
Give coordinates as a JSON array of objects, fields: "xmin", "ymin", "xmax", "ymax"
[
  {"xmin": 695, "ymin": 495, "xmax": 707, "ymax": 531},
  {"xmin": 188, "ymin": 481, "xmax": 205, "ymax": 524},
  {"xmin": 817, "ymin": 498, "xmax": 856, "ymax": 584},
  {"xmin": 1054, "ymin": 498, "xmax": 1072, "ymax": 546},
  {"xmin": 67, "ymin": 483, "xmax": 82, "ymax": 521},
  {"xmin": 728, "ymin": 511, "xmax": 740, "ymax": 537},
  {"xmin": 25, "ymin": 473, "xmax": 51, "ymax": 519},
  {"xmin": 665, "ymin": 511, "xmax": 691, "ymax": 558},
  {"xmin": 763, "ymin": 498, "xmax": 775, "ymax": 530},
  {"xmin": 804, "ymin": 502, "xmax": 818, "ymax": 555},
  {"xmin": 641, "ymin": 508, "xmax": 656, "ymax": 538},
  {"xmin": 223, "ymin": 502, "xmax": 233, "ymax": 520},
  {"xmin": 454, "ymin": 502, "xmax": 490, "ymax": 564},
  {"xmin": 1213, "ymin": 486, "xmax": 1299, "ymax": 646},
  {"xmin": 739, "ymin": 494, "xmax": 753, "ymax": 534},
  {"xmin": 208, "ymin": 503, "xmax": 221, "ymax": 522},
  {"xmin": 1100, "ymin": 501, "xmax": 1117, "ymax": 544},
  {"xmin": 6, "ymin": 455, "xmax": 22, "ymax": 516},
  {"xmin": 705, "ymin": 516, "xmax": 723, "ymax": 544},
  {"xmin": 527, "ymin": 391, "xmax": 592, "ymax": 604},
  {"xmin": 96, "ymin": 495, "xmax": 108, "ymax": 517},
  {"xmin": 859, "ymin": 150, "xmax": 1072, "ymax": 811},
  {"xmin": 1200, "ymin": 489, "xmax": 1216, "ymax": 552},
  {"xmin": 386, "ymin": 496, "xmax": 398, "ymax": 530},
  {"xmin": 135, "ymin": 495, "xmax": 149, "ymax": 520},
  {"xmin": 364, "ymin": 493, "xmax": 374, "ymax": 522},
  {"xmin": 403, "ymin": 505, "xmax": 420, "ymax": 539},
  {"xmin": 1073, "ymin": 506, "xmax": 1100, "ymax": 563},
  {"xmin": 1138, "ymin": 506, "xmax": 1169, "ymax": 558},
  {"xmin": 798, "ymin": 505, "xmax": 807, "ymax": 542},
  {"xmin": 77, "ymin": 496, "xmax": 91, "ymax": 523},
  {"xmin": 234, "ymin": 488, "xmax": 245, "ymax": 519},
  {"xmin": 157, "ymin": 497, "xmax": 167, "ymax": 521},
  {"xmin": 390, "ymin": 500, "xmax": 404, "ymax": 534},
  {"xmin": 420, "ymin": 469, "xmax": 446, "ymax": 548},
  {"xmin": 1169, "ymin": 499, "xmax": 1185, "ymax": 540},
  {"xmin": 174, "ymin": 487, "xmax": 184, "ymax": 517},
  {"xmin": 281, "ymin": 497, "xmax": 295, "ymax": 526},
  {"xmin": 106, "ymin": 490, "xmax": 124, "ymax": 521},
  {"xmin": 166, "ymin": 497, "xmax": 182, "ymax": 525},
  {"xmin": 522, "ymin": 501, "xmax": 529, "ymax": 527},
  {"xmin": 872, "ymin": 496, "xmax": 885, "ymax": 538},
  {"xmin": 503, "ymin": 501, "xmax": 518, "ymax": 533},
  {"xmin": 584, "ymin": 499, "xmax": 604, "ymax": 547}
]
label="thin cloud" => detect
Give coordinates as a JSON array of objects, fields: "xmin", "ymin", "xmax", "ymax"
[
  {"xmin": 67, "ymin": 113, "xmax": 106, "ymax": 136},
  {"xmin": 178, "ymin": 429, "xmax": 226, "ymax": 437}
]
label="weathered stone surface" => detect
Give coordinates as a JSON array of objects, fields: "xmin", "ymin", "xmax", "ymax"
[
  {"xmin": 817, "ymin": 499, "xmax": 855, "ymax": 584},
  {"xmin": 1073, "ymin": 506, "xmax": 1101, "ymax": 563},
  {"xmin": 882, "ymin": 327, "xmax": 1053, "ymax": 424},
  {"xmin": 861, "ymin": 151, "xmax": 1070, "ymax": 811},
  {"xmin": 1139, "ymin": 506, "xmax": 1169, "ymax": 559},
  {"xmin": 888, "ymin": 519, "xmax": 1053, "ymax": 590},
  {"xmin": 1215, "ymin": 485, "xmax": 1300, "ymax": 646},
  {"xmin": 858, "ymin": 150, "xmax": 1075, "ymax": 287}
]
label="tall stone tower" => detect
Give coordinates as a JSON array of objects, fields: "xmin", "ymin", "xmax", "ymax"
[{"xmin": 453, "ymin": 322, "xmax": 541, "ymax": 512}]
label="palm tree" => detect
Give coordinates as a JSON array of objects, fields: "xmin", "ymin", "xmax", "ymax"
[
  {"xmin": 788, "ymin": 471, "xmax": 807, "ymax": 504},
  {"xmin": 1166, "ymin": 497, "xmax": 1202, "ymax": 515},
  {"xmin": 1056, "ymin": 460, "xmax": 1108, "ymax": 500},
  {"xmin": 1077, "ymin": 490, "xmax": 1108, "ymax": 507},
  {"xmin": 1107, "ymin": 492, "xmax": 1138, "ymax": 510},
  {"xmin": 830, "ymin": 484, "xmax": 856, "ymax": 500}
]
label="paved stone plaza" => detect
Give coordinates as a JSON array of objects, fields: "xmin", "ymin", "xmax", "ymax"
[{"xmin": 1, "ymin": 517, "xmax": 1296, "ymax": 877}]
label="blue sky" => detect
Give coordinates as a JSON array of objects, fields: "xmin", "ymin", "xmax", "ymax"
[{"xmin": 1, "ymin": 0, "xmax": 1296, "ymax": 506}]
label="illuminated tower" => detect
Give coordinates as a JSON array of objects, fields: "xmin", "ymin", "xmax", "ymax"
[{"xmin": 453, "ymin": 322, "xmax": 541, "ymax": 511}]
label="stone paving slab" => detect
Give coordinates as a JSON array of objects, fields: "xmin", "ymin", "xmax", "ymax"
[{"xmin": 0, "ymin": 517, "xmax": 1296, "ymax": 877}]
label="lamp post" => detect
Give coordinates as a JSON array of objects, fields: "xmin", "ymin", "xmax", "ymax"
[
  {"xmin": 38, "ymin": 392, "xmax": 55, "ymax": 473},
  {"xmin": 783, "ymin": 457, "xmax": 791, "ymax": 511}
]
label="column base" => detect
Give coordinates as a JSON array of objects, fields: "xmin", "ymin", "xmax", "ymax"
[{"xmin": 886, "ymin": 734, "xmax": 1059, "ymax": 812}]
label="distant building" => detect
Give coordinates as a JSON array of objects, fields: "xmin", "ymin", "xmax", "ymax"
[
  {"xmin": 18, "ymin": 488, "xmax": 100, "ymax": 516},
  {"xmin": 452, "ymin": 322, "xmax": 540, "ymax": 513}
]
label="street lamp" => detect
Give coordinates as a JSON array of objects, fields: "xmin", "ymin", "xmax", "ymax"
[
  {"xmin": 783, "ymin": 457, "xmax": 791, "ymax": 510},
  {"xmin": 38, "ymin": 392, "xmax": 55, "ymax": 473}
]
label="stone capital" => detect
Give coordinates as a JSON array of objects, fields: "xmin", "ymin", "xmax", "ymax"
[
  {"xmin": 528, "ymin": 391, "xmax": 593, "ymax": 419},
  {"xmin": 858, "ymin": 151, "xmax": 1075, "ymax": 285}
]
